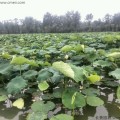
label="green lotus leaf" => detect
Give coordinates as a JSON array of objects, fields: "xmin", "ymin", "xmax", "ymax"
[
  {"xmin": 87, "ymin": 74, "xmax": 101, "ymax": 83},
  {"xmin": 6, "ymin": 76, "xmax": 27, "ymax": 94},
  {"xmin": 10, "ymin": 56, "xmax": 29, "ymax": 65},
  {"xmin": 107, "ymin": 52, "xmax": 120, "ymax": 58},
  {"xmin": 109, "ymin": 68, "xmax": 120, "ymax": 80},
  {"xmin": 50, "ymin": 114, "xmax": 74, "ymax": 120},
  {"xmin": 23, "ymin": 70, "xmax": 38, "ymax": 80},
  {"xmin": 37, "ymin": 69, "xmax": 53, "ymax": 81},
  {"xmin": 38, "ymin": 81, "xmax": 49, "ymax": 91},
  {"xmin": 0, "ymin": 95, "xmax": 8, "ymax": 102},
  {"xmin": 86, "ymin": 96, "xmax": 104, "ymax": 106},
  {"xmin": 31, "ymin": 101, "xmax": 55, "ymax": 113},
  {"xmin": 0, "ymin": 63, "xmax": 12, "ymax": 75},
  {"xmin": 93, "ymin": 60, "xmax": 112, "ymax": 68},
  {"xmin": 1, "ymin": 52, "xmax": 11, "ymax": 59},
  {"xmin": 52, "ymin": 61, "xmax": 74, "ymax": 79},
  {"xmin": 61, "ymin": 45, "xmax": 73, "ymax": 52},
  {"xmin": 27, "ymin": 60, "xmax": 39, "ymax": 67},
  {"xmin": 27, "ymin": 112, "xmax": 47, "ymax": 120},
  {"xmin": 62, "ymin": 89, "xmax": 86, "ymax": 109}
]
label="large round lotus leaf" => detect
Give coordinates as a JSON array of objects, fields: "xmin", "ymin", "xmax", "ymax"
[
  {"xmin": 6, "ymin": 76, "xmax": 27, "ymax": 94},
  {"xmin": 86, "ymin": 96, "xmax": 104, "ymax": 106},
  {"xmin": 50, "ymin": 114, "xmax": 74, "ymax": 120},
  {"xmin": 13, "ymin": 64, "xmax": 29, "ymax": 71},
  {"xmin": 52, "ymin": 61, "xmax": 74, "ymax": 79},
  {"xmin": 61, "ymin": 45, "xmax": 73, "ymax": 52},
  {"xmin": 23, "ymin": 70, "xmax": 38, "ymax": 80},
  {"xmin": 109, "ymin": 68, "xmax": 120, "ymax": 80},
  {"xmin": 93, "ymin": 60, "xmax": 112, "ymax": 68},
  {"xmin": 62, "ymin": 89, "xmax": 86, "ymax": 109},
  {"xmin": 0, "ymin": 63, "xmax": 13, "ymax": 75},
  {"xmin": 10, "ymin": 56, "xmax": 29, "ymax": 65},
  {"xmin": 31, "ymin": 101, "xmax": 55, "ymax": 113},
  {"xmin": 27, "ymin": 112, "xmax": 47, "ymax": 120},
  {"xmin": 37, "ymin": 69, "xmax": 53, "ymax": 81}
]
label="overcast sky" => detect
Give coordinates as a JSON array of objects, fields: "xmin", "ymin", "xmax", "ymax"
[{"xmin": 0, "ymin": 0, "xmax": 120, "ymax": 21}]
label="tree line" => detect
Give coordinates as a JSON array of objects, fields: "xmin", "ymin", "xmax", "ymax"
[{"xmin": 0, "ymin": 11, "xmax": 120, "ymax": 34}]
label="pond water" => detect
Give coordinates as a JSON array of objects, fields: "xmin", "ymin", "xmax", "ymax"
[{"xmin": 0, "ymin": 87, "xmax": 120, "ymax": 120}]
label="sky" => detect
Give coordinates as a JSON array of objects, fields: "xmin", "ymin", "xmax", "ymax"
[{"xmin": 0, "ymin": 0, "xmax": 120, "ymax": 21}]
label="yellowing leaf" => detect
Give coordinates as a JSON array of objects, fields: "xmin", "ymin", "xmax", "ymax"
[
  {"xmin": 87, "ymin": 74, "xmax": 101, "ymax": 83},
  {"xmin": 13, "ymin": 98, "xmax": 24, "ymax": 109}
]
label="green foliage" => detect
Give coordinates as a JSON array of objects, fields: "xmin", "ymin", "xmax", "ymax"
[
  {"xmin": 0, "ymin": 33, "xmax": 120, "ymax": 119},
  {"xmin": 37, "ymin": 69, "xmax": 53, "ymax": 81},
  {"xmin": 62, "ymin": 89, "xmax": 86, "ymax": 109},
  {"xmin": 10, "ymin": 56, "xmax": 29, "ymax": 65},
  {"xmin": 50, "ymin": 114, "xmax": 74, "ymax": 120},
  {"xmin": 52, "ymin": 61, "xmax": 74, "ymax": 79},
  {"xmin": 61, "ymin": 45, "xmax": 73, "ymax": 52},
  {"xmin": 6, "ymin": 76, "xmax": 27, "ymax": 94},
  {"xmin": 0, "ymin": 95, "xmax": 7, "ymax": 102},
  {"xmin": 109, "ymin": 68, "xmax": 120, "ymax": 80},
  {"xmin": 31, "ymin": 101, "xmax": 55, "ymax": 113},
  {"xmin": 86, "ymin": 96, "xmax": 104, "ymax": 106},
  {"xmin": 93, "ymin": 60, "xmax": 112, "ymax": 68},
  {"xmin": 87, "ymin": 74, "xmax": 101, "ymax": 83},
  {"xmin": 23, "ymin": 70, "xmax": 38, "ymax": 80},
  {"xmin": 27, "ymin": 112, "xmax": 47, "ymax": 120},
  {"xmin": 117, "ymin": 86, "xmax": 120, "ymax": 99},
  {"xmin": 0, "ymin": 63, "xmax": 12, "ymax": 75},
  {"xmin": 38, "ymin": 81, "xmax": 49, "ymax": 91}
]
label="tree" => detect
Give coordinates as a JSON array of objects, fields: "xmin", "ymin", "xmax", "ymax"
[{"xmin": 85, "ymin": 13, "xmax": 93, "ymax": 31}]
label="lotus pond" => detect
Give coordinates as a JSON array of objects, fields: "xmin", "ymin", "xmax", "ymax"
[{"xmin": 0, "ymin": 32, "xmax": 120, "ymax": 120}]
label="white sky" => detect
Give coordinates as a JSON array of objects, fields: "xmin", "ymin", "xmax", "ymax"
[{"xmin": 0, "ymin": 0, "xmax": 120, "ymax": 21}]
